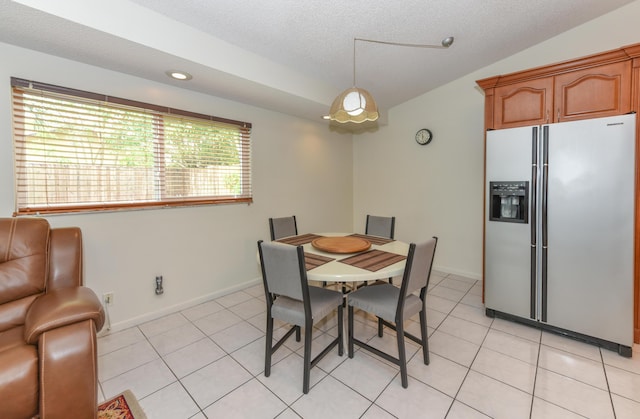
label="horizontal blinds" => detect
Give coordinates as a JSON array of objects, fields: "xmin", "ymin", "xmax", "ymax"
[{"xmin": 11, "ymin": 78, "xmax": 252, "ymax": 214}]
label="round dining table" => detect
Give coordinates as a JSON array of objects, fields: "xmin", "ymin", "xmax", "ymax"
[{"xmin": 276, "ymin": 232, "xmax": 410, "ymax": 284}]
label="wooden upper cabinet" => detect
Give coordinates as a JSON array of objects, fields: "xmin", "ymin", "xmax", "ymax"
[
  {"xmin": 477, "ymin": 44, "xmax": 639, "ymax": 130},
  {"xmin": 555, "ymin": 61, "xmax": 631, "ymax": 122},
  {"xmin": 494, "ymin": 78, "xmax": 553, "ymax": 128}
]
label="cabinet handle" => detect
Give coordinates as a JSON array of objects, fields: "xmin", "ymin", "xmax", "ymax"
[{"xmin": 557, "ymin": 108, "xmax": 560, "ymax": 121}]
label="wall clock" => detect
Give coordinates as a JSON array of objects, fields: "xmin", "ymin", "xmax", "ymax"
[{"xmin": 415, "ymin": 128, "xmax": 433, "ymax": 146}]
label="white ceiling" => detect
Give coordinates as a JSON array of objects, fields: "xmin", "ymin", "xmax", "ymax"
[{"xmin": 0, "ymin": 0, "xmax": 634, "ymax": 126}]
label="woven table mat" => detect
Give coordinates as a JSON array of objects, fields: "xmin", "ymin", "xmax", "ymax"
[
  {"xmin": 348, "ymin": 233, "xmax": 394, "ymax": 246},
  {"xmin": 338, "ymin": 249, "xmax": 406, "ymax": 272},
  {"xmin": 304, "ymin": 253, "xmax": 334, "ymax": 271},
  {"xmin": 276, "ymin": 233, "xmax": 322, "ymax": 246}
]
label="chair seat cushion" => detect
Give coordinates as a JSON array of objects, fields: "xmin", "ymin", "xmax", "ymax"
[
  {"xmin": 348, "ymin": 283, "xmax": 422, "ymax": 322},
  {"xmin": 272, "ymin": 286, "xmax": 343, "ymax": 327}
]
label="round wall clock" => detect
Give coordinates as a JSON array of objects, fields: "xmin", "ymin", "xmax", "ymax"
[{"xmin": 415, "ymin": 128, "xmax": 433, "ymax": 146}]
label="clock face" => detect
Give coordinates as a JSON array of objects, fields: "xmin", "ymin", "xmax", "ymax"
[{"xmin": 415, "ymin": 129, "xmax": 433, "ymax": 145}]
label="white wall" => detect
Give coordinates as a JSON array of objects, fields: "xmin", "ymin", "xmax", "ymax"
[
  {"xmin": 353, "ymin": 0, "xmax": 640, "ymax": 280},
  {"xmin": 0, "ymin": 43, "xmax": 353, "ymax": 330},
  {"xmin": 2, "ymin": 0, "xmax": 640, "ymax": 330}
]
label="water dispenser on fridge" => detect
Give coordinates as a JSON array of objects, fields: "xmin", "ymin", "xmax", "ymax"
[{"xmin": 489, "ymin": 181, "xmax": 529, "ymax": 223}]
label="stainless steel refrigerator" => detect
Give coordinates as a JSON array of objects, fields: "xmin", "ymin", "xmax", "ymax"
[{"xmin": 484, "ymin": 113, "xmax": 635, "ymax": 356}]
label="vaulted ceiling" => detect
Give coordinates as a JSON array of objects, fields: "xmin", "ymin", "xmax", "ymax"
[{"xmin": 0, "ymin": 0, "xmax": 634, "ymax": 127}]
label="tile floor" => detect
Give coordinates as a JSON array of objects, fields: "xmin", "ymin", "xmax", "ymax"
[{"xmin": 97, "ymin": 271, "xmax": 640, "ymax": 419}]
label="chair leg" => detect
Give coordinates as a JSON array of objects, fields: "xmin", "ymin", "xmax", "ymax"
[
  {"xmin": 419, "ymin": 308, "xmax": 430, "ymax": 365},
  {"xmin": 378, "ymin": 317, "xmax": 384, "ymax": 337},
  {"xmin": 396, "ymin": 319, "xmax": 408, "ymax": 388},
  {"xmin": 348, "ymin": 305, "xmax": 354, "ymax": 358},
  {"xmin": 303, "ymin": 325, "xmax": 312, "ymax": 394},
  {"xmin": 295, "ymin": 325, "xmax": 301, "ymax": 342},
  {"xmin": 338, "ymin": 305, "xmax": 344, "ymax": 356},
  {"xmin": 265, "ymin": 316, "xmax": 274, "ymax": 377}
]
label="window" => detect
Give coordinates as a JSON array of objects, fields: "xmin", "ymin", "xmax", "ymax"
[{"xmin": 11, "ymin": 77, "xmax": 252, "ymax": 215}]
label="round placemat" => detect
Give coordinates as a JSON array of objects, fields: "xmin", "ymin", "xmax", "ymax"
[{"xmin": 311, "ymin": 236, "xmax": 371, "ymax": 254}]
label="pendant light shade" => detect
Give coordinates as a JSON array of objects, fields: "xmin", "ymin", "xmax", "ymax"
[{"xmin": 328, "ymin": 87, "xmax": 378, "ymax": 123}]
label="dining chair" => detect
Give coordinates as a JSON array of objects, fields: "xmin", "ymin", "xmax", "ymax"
[
  {"xmin": 365, "ymin": 214, "xmax": 395, "ymax": 239},
  {"xmin": 257, "ymin": 240, "xmax": 344, "ymax": 394},
  {"xmin": 347, "ymin": 236, "xmax": 438, "ymax": 388},
  {"xmin": 365, "ymin": 214, "xmax": 396, "ymax": 285},
  {"xmin": 269, "ymin": 215, "xmax": 298, "ymax": 240}
]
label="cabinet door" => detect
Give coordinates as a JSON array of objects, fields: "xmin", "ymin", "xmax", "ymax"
[
  {"xmin": 493, "ymin": 78, "xmax": 553, "ymax": 129},
  {"xmin": 555, "ymin": 61, "xmax": 631, "ymax": 122}
]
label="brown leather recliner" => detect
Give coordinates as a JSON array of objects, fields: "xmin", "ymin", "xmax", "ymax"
[{"xmin": 0, "ymin": 218, "xmax": 105, "ymax": 419}]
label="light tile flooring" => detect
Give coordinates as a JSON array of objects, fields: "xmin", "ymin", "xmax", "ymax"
[{"xmin": 98, "ymin": 271, "xmax": 640, "ymax": 419}]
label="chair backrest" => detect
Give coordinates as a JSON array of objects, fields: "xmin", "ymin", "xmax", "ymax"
[
  {"xmin": 258, "ymin": 240, "xmax": 308, "ymax": 301},
  {"xmin": 365, "ymin": 215, "xmax": 395, "ymax": 239},
  {"xmin": 397, "ymin": 237, "xmax": 438, "ymax": 315},
  {"xmin": 0, "ymin": 218, "xmax": 49, "ymax": 332},
  {"xmin": 269, "ymin": 216, "xmax": 298, "ymax": 240}
]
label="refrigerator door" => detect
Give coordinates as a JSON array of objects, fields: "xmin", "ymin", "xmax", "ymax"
[
  {"xmin": 485, "ymin": 126, "xmax": 537, "ymax": 319},
  {"xmin": 544, "ymin": 114, "xmax": 635, "ymax": 346}
]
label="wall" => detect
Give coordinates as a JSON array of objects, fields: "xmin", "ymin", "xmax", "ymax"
[
  {"xmin": 0, "ymin": 43, "xmax": 353, "ymax": 330},
  {"xmin": 353, "ymin": 0, "xmax": 640, "ymax": 280},
  {"xmin": 3, "ymin": 1, "xmax": 640, "ymax": 330}
]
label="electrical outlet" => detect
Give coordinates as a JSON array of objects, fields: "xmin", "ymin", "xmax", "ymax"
[
  {"xmin": 103, "ymin": 292, "xmax": 114, "ymax": 306},
  {"xmin": 155, "ymin": 276, "xmax": 164, "ymax": 295}
]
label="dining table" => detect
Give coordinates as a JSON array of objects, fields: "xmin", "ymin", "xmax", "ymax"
[{"xmin": 274, "ymin": 232, "xmax": 410, "ymax": 285}]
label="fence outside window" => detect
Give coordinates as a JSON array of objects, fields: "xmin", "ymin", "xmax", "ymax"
[{"xmin": 11, "ymin": 78, "xmax": 252, "ymax": 215}]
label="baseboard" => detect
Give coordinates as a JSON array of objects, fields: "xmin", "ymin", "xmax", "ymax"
[
  {"xmin": 98, "ymin": 277, "xmax": 262, "ymax": 335},
  {"xmin": 97, "ymin": 264, "xmax": 482, "ymax": 336},
  {"xmin": 432, "ymin": 264, "xmax": 482, "ymax": 281}
]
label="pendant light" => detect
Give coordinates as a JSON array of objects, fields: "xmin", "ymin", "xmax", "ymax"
[{"xmin": 327, "ymin": 36, "xmax": 454, "ymax": 124}]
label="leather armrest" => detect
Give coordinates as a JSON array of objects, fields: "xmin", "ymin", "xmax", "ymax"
[{"xmin": 23, "ymin": 287, "xmax": 105, "ymax": 344}]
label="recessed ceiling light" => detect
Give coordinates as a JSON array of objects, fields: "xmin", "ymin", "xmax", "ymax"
[{"xmin": 166, "ymin": 70, "xmax": 192, "ymax": 81}]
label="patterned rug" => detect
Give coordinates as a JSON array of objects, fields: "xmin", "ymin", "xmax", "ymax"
[{"xmin": 98, "ymin": 390, "xmax": 147, "ymax": 419}]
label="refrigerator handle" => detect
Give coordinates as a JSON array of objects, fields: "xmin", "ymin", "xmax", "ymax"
[
  {"xmin": 541, "ymin": 126, "xmax": 549, "ymax": 322},
  {"xmin": 530, "ymin": 127, "xmax": 538, "ymax": 319}
]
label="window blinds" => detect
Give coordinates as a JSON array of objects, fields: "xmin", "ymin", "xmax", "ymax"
[{"xmin": 11, "ymin": 77, "xmax": 252, "ymax": 215}]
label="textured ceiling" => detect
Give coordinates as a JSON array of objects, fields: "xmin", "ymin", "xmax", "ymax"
[{"xmin": 0, "ymin": 0, "xmax": 635, "ymax": 127}]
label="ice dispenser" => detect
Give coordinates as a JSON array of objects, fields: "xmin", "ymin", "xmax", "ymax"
[{"xmin": 489, "ymin": 181, "xmax": 529, "ymax": 223}]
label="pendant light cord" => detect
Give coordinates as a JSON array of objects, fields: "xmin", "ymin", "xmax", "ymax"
[
  {"xmin": 353, "ymin": 38, "xmax": 357, "ymax": 87},
  {"xmin": 351, "ymin": 36, "xmax": 454, "ymax": 87},
  {"xmin": 354, "ymin": 37, "xmax": 454, "ymax": 49}
]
